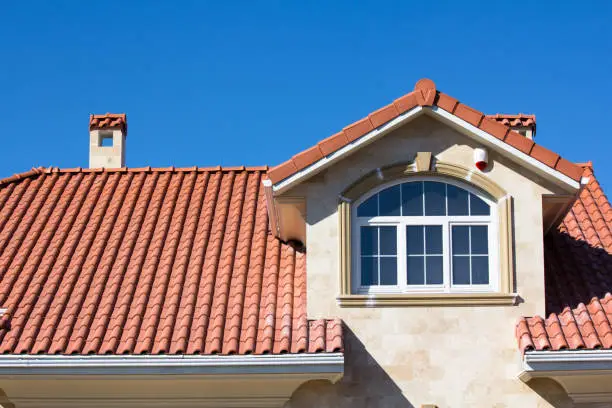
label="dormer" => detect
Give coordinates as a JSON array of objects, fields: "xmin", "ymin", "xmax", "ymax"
[{"xmin": 262, "ymin": 78, "xmax": 587, "ymax": 312}]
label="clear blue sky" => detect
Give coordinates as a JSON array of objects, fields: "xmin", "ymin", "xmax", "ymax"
[{"xmin": 1, "ymin": 2, "xmax": 611, "ymax": 189}]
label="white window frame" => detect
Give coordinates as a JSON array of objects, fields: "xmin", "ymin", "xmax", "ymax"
[{"xmin": 351, "ymin": 176, "xmax": 499, "ymax": 294}]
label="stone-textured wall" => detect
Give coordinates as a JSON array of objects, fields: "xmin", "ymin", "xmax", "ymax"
[{"xmin": 284, "ymin": 115, "xmax": 571, "ymax": 407}]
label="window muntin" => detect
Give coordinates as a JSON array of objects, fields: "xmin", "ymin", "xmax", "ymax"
[{"xmin": 353, "ymin": 178, "xmax": 496, "ymax": 294}]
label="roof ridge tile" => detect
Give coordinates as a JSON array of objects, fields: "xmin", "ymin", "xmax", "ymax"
[{"xmin": 267, "ymin": 78, "xmax": 582, "ymax": 185}]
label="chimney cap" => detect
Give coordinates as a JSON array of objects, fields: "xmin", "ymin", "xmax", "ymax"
[{"xmin": 89, "ymin": 113, "xmax": 127, "ymax": 135}]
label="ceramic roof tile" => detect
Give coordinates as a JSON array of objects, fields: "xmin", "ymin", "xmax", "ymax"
[
  {"xmin": 268, "ymin": 78, "xmax": 580, "ymax": 185},
  {"xmin": 0, "ymin": 167, "xmax": 342, "ymax": 355},
  {"xmin": 89, "ymin": 113, "xmax": 127, "ymax": 134},
  {"xmin": 517, "ymin": 163, "xmax": 612, "ymax": 353},
  {"xmin": 485, "ymin": 114, "xmax": 536, "ymax": 128}
]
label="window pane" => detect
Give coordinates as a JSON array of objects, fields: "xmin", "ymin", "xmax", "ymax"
[
  {"xmin": 451, "ymin": 226, "xmax": 470, "ymax": 255},
  {"xmin": 452, "ymin": 256, "xmax": 470, "ymax": 285},
  {"xmin": 406, "ymin": 226, "xmax": 424, "ymax": 255},
  {"xmin": 361, "ymin": 227, "xmax": 378, "ymax": 255},
  {"xmin": 426, "ymin": 256, "xmax": 443, "ymax": 284},
  {"xmin": 380, "ymin": 257, "xmax": 398, "ymax": 285},
  {"xmin": 472, "ymin": 256, "xmax": 489, "ymax": 285},
  {"xmin": 470, "ymin": 193, "xmax": 490, "ymax": 216},
  {"xmin": 361, "ymin": 257, "xmax": 378, "ymax": 285},
  {"xmin": 447, "ymin": 184, "xmax": 469, "ymax": 216},
  {"xmin": 407, "ymin": 256, "xmax": 425, "ymax": 285},
  {"xmin": 425, "ymin": 225, "xmax": 442, "ymax": 254},
  {"xmin": 401, "ymin": 182, "xmax": 423, "ymax": 216},
  {"xmin": 379, "ymin": 226, "xmax": 397, "ymax": 255},
  {"xmin": 379, "ymin": 185, "xmax": 401, "ymax": 216},
  {"xmin": 471, "ymin": 225, "xmax": 488, "ymax": 255},
  {"xmin": 357, "ymin": 194, "xmax": 378, "ymax": 217},
  {"xmin": 424, "ymin": 182, "xmax": 446, "ymax": 216}
]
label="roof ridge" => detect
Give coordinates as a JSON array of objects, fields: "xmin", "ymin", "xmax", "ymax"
[
  {"xmin": 0, "ymin": 166, "xmax": 270, "ymax": 188},
  {"xmin": 267, "ymin": 78, "xmax": 581, "ymax": 185}
]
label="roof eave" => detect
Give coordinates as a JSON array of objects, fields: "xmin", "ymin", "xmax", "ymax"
[
  {"xmin": 0, "ymin": 353, "xmax": 344, "ymax": 379},
  {"xmin": 520, "ymin": 350, "xmax": 612, "ymax": 404},
  {"xmin": 272, "ymin": 105, "xmax": 582, "ymax": 195}
]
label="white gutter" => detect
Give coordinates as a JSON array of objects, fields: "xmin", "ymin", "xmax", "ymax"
[
  {"xmin": 0, "ymin": 353, "xmax": 344, "ymax": 376},
  {"xmin": 520, "ymin": 350, "xmax": 612, "ymax": 381}
]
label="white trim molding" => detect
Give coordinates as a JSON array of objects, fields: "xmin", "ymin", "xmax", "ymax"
[
  {"xmin": 272, "ymin": 106, "xmax": 582, "ymax": 195},
  {"xmin": 0, "ymin": 353, "xmax": 344, "ymax": 408},
  {"xmin": 0, "ymin": 352, "xmax": 344, "ymax": 376},
  {"xmin": 520, "ymin": 350, "xmax": 612, "ymax": 404},
  {"xmin": 273, "ymin": 106, "xmax": 425, "ymax": 194}
]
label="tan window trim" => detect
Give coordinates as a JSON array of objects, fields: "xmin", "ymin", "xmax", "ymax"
[
  {"xmin": 338, "ymin": 156, "xmax": 515, "ymax": 306},
  {"xmin": 337, "ymin": 293, "xmax": 519, "ymax": 307}
]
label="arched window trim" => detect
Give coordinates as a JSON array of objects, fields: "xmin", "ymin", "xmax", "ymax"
[
  {"xmin": 337, "ymin": 160, "xmax": 516, "ymax": 307},
  {"xmin": 351, "ymin": 176, "xmax": 499, "ymax": 295}
]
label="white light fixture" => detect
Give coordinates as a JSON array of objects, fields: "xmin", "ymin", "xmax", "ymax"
[{"xmin": 474, "ymin": 148, "xmax": 488, "ymax": 171}]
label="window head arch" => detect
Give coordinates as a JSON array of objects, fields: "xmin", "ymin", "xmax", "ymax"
[{"xmin": 352, "ymin": 178, "xmax": 497, "ymax": 294}]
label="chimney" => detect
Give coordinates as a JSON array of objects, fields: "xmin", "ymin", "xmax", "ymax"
[
  {"xmin": 89, "ymin": 113, "xmax": 127, "ymax": 168},
  {"xmin": 486, "ymin": 114, "xmax": 536, "ymax": 140}
]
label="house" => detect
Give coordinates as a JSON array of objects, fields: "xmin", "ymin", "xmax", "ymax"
[{"xmin": 0, "ymin": 78, "xmax": 610, "ymax": 407}]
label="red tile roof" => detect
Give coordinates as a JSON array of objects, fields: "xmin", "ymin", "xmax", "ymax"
[
  {"xmin": 517, "ymin": 163, "xmax": 612, "ymax": 353},
  {"xmin": 89, "ymin": 113, "xmax": 127, "ymax": 134},
  {"xmin": 0, "ymin": 167, "xmax": 342, "ymax": 355},
  {"xmin": 486, "ymin": 114, "xmax": 536, "ymax": 128},
  {"xmin": 267, "ymin": 79, "xmax": 582, "ymax": 185}
]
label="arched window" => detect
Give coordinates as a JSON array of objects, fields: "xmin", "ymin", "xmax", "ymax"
[{"xmin": 352, "ymin": 178, "xmax": 497, "ymax": 293}]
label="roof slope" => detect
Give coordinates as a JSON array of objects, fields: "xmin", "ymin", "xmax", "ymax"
[
  {"xmin": 517, "ymin": 164, "xmax": 612, "ymax": 352},
  {"xmin": 0, "ymin": 167, "xmax": 342, "ymax": 355},
  {"xmin": 267, "ymin": 78, "xmax": 582, "ymax": 185}
]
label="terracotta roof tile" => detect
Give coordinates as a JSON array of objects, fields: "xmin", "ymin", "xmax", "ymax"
[
  {"xmin": 517, "ymin": 163, "xmax": 612, "ymax": 353},
  {"xmin": 89, "ymin": 113, "xmax": 127, "ymax": 134},
  {"xmin": 267, "ymin": 79, "xmax": 580, "ymax": 185},
  {"xmin": 486, "ymin": 114, "xmax": 536, "ymax": 128},
  {"xmin": 0, "ymin": 167, "xmax": 342, "ymax": 355}
]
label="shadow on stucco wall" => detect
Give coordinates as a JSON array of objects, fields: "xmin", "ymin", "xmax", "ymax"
[
  {"xmin": 286, "ymin": 326, "xmax": 415, "ymax": 408},
  {"xmin": 0, "ymin": 389, "xmax": 15, "ymax": 408},
  {"xmin": 523, "ymin": 378, "xmax": 573, "ymax": 408}
]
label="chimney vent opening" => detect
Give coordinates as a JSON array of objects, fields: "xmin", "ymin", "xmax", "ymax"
[{"xmin": 100, "ymin": 132, "xmax": 113, "ymax": 147}]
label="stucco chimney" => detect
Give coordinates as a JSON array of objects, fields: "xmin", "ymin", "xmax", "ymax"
[{"xmin": 89, "ymin": 113, "xmax": 127, "ymax": 168}]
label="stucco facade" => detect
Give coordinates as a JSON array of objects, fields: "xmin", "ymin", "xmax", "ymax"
[{"xmin": 283, "ymin": 115, "xmax": 573, "ymax": 407}]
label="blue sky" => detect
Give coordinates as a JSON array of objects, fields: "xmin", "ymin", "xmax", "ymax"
[{"xmin": 1, "ymin": 1, "xmax": 611, "ymax": 190}]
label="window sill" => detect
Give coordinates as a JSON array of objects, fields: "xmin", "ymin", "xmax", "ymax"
[{"xmin": 337, "ymin": 292, "xmax": 519, "ymax": 307}]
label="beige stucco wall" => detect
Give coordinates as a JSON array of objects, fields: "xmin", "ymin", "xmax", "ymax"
[{"xmin": 283, "ymin": 115, "xmax": 572, "ymax": 407}]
